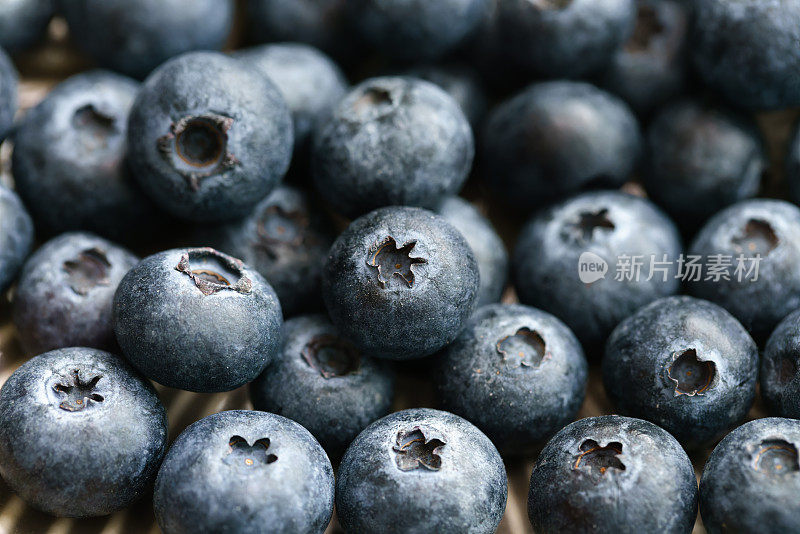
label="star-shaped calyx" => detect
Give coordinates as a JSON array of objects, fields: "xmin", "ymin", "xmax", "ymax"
[
  {"xmin": 563, "ymin": 208, "xmax": 615, "ymax": 244},
  {"xmin": 175, "ymin": 248, "xmax": 252, "ymax": 296},
  {"xmin": 223, "ymin": 435, "xmax": 277, "ymax": 467},
  {"xmin": 668, "ymin": 349, "xmax": 716, "ymax": 396},
  {"xmin": 63, "ymin": 247, "xmax": 111, "ymax": 296},
  {"xmin": 53, "ymin": 370, "xmax": 104, "ymax": 412},
  {"xmin": 574, "ymin": 439, "xmax": 626, "ymax": 476},
  {"xmin": 393, "ymin": 427, "xmax": 446, "ymax": 471},
  {"xmin": 255, "ymin": 205, "xmax": 310, "ymax": 260},
  {"xmin": 367, "ymin": 236, "xmax": 427, "ymax": 288},
  {"xmin": 301, "ymin": 334, "xmax": 361, "ymax": 379},
  {"xmin": 496, "ymin": 327, "xmax": 549, "ymax": 368}
]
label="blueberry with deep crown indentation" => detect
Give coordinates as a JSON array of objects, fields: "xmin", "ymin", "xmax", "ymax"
[
  {"xmin": 762, "ymin": 309, "xmax": 800, "ymax": 419},
  {"xmin": 322, "ymin": 206, "xmax": 479, "ymax": 360},
  {"xmin": 528, "ymin": 415, "xmax": 698, "ymax": 533},
  {"xmin": 603, "ymin": 295, "xmax": 758, "ymax": 448},
  {"xmin": 13, "ymin": 232, "xmax": 139, "ymax": 355},
  {"xmin": 153, "ymin": 410, "xmax": 334, "ymax": 534},
  {"xmin": 0, "ymin": 0, "xmax": 54, "ymax": 54},
  {"xmin": 0, "ymin": 347, "xmax": 168, "ymax": 517},
  {"xmin": 700, "ymin": 418, "xmax": 800, "ymax": 533},
  {"xmin": 0, "ymin": 46, "xmax": 17, "ymax": 140},
  {"xmin": 0, "ymin": 184, "xmax": 34, "ymax": 293},
  {"xmin": 113, "ymin": 247, "xmax": 282, "ymax": 392},
  {"xmin": 336, "ymin": 408, "xmax": 507, "ymax": 533},
  {"xmin": 127, "ymin": 51, "xmax": 293, "ymax": 222}
]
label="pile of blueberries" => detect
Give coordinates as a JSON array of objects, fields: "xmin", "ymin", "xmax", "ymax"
[{"xmin": 2, "ymin": 0, "xmax": 800, "ymax": 532}]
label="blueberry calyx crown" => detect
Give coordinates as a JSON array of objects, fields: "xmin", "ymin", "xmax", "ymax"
[
  {"xmin": 223, "ymin": 435, "xmax": 277, "ymax": 467},
  {"xmin": 367, "ymin": 236, "xmax": 428, "ymax": 288},
  {"xmin": 255, "ymin": 204, "xmax": 311, "ymax": 260},
  {"xmin": 157, "ymin": 113, "xmax": 239, "ymax": 191},
  {"xmin": 53, "ymin": 370, "xmax": 104, "ymax": 412},
  {"xmin": 753, "ymin": 439, "xmax": 799, "ymax": 475},
  {"xmin": 62, "ymin": 247, "xmax": 112, "ymax": 296},
  {"xmin": 668, "ymin": 349, "xmax": 716, "ymax": 396},
  {"xmin": 625, "ymin": 5, "xmax": 665, "ymax": 53},
  {"xmin": 392, "ymin": 426, "xmax": 446, "ymax": 472},
  {"xmin": 301, "ymin": 334, "xmax": 361, "ymax": 379},
  {"xmin": 175, "ymin": 248, "xmax": 253, "ymax": 296},
  {"xmin": 72, "ymin": 104, "xmax": 117, "ymax": 149},
  {"xmin": 574, "ymin": 439, "xmax": 626, "ymax": 476},
  {"xmin": 496, "ymin": 327, "xmax": 549, "ymax": 368},
  {"xmin": 732, "ymin": 218, "xmax": 779, "ymax": 257},
  {"xmin": 562, "ymin": 208, "xmax": 615, "ymax": 244},
  {"xmin": 531, "ymin": 0, "xmax": 573, "ymax": 11},
  {"xmin": 350, "ymin": 86, "xmax": 397, "ymax": 123}
]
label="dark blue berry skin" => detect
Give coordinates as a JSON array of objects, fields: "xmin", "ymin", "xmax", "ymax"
[
  {"xmin": 514, "ymin": 190, "xmax": 681, "ymax": 354},
  {"xmin": 0, "ymin": 46, "xmax": 17, "ymax": 140},
  {"xmin": 347, "ymin": 0, "xmax": 491, "ymax": 61},
  {"xmin": 700, "ymin": 418, "xmax": 800, "ymax": 534},
  {"xmin": 487, "ymin": 0, "xmax": 636, "ymax": 79},
  {"xmin": 60, "ymin": 0, "xmax": 234, "ymax": 79},
  {"xmin": 0, "ymin": 185, "xmax": 33, "ymax": 293},
  {"xmin": 403, "ymin": 63, "xmax": 488, "ymax": 129},
  {"xmin": 13, "ymin": 232, "xmax": 138, "ymax": 355},
  {"xmin": 336, "ymin": 408, "xmax": 507, "ymax": 534},
  {"xmin": 603, "ymin": 296, "xmax": 758, "ymax": 449},
  {"xmin": 249, "ymin": 315, "xmax": 395, "ymax": 459},
  {"xmin": 692, "ymin": 0, "xmax": 800, "ymax": 109},
  {"xmin": 483, "ymin": 81, "xmax": 642, "ymax": 209},
  {"xmin": 193, "ymin": 185, "xmax": 334, "ymax": 317},
  {"xmin": 12, "ymin": 70, "xmax": 163, "ymax": 242},
  {"xmin": 0, "ymin": 0, "xmax": 53, "ymax": 54},
  {"xmin": 312, "ymin": 76, "xmax": 474, "ymax": 219},
  {"xmin": 687, "ymin": 199, "xmax": 800, "ymax": 341},
  {"xmin": 128, "ymin": 52, "xmax": 293, "ymax": 223},
  {"xmin": 528, "ymin": 415, "xmax": 697, "ymax": 534},
  {"xmin": 436, "ymin": 196, "xmax": 508, "ymax": 306},
  {"xmin": 600, "ymin": 0, "xmax": 690, "ymax": 115},
  {"xmin": 762, "ymin": 309, "xmax": 800, "ymax": 419},
  {"xmin": 643, "ymin": 99, "xmax": 764, "ymax": 232},
  {"xmin": 322, "ymin": 206, "xmax": 479, "ymax": 360},
  {"xmin": 435, "ymin": 304, "xmax": 588, "ymax": 456},
  {"xmin": 154, "ymin": 410, "xmax": 334, "ymax": 534},
  {"xmin": 113, "ymin": 247, "xmax": 283, "ymax": 392},
  {"xmin": 0, "ymin": 347, "xmax": 167, "ymax": 517}
]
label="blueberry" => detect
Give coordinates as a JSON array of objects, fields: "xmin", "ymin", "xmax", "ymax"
[
  {"xmin": 0, "ymin": 0, "xmax": 53, "ymax": 54},
  {"xmin": 643, "ymin": 99, "xmax": 764, "ymax": 233},
  {"xmin": 436, "ymin": 304, "xmax": 588, "ymax": 455},
  {"xmin": 486, "ymin": 0, "xmax": 636, "ymax": 78},
  {"xmin": 12, "ymin": 70, "xmax": 163, "ymax": 242},
  {"xmin": 600, "ymin": 0, "xmax": 690, "ymax": 115},
  {"xmin": 0, "ymin": 185, "xmax": 33, "ymax": 293},
  {"xmin": 312, "ymin": 76, "xmax": 473, "ymax": 219},
  {"xmin": 528, "ymin": 415, "xmax": 697, "ymax": 533},
  {"xmin": 61, "ymin": 0, "xmax": 234, "ymax": 79},
  {"xmin": 700, "ymin": 418, "xmax": 800, "ymax": 533},
  {"xmin": 436, "ymin": 196, "xmax": 508, "ymax": 306},
  {"xmin": 249, "ymin": 314, "xmax": 395, "ymax": 459},
  {"xmin": 127, "ymin": 51, "xmax": 293, "ymax": 222},
  {"xmin": 113, "ymin": 247, "xmax": 282, "ymax": 392},
  {"xmin": 154, "ymin": 410, "xmax": 334, "ymax": 534},
  {"xmin": 235, "ymin": 43, "xmax": 348, "ymax": 149},
  {"xmin": 603, "ymin": 295, "xmax": 757, "ymax": 448},
  {"xmin": 762, "ymin": 309, "xmax": 800, "ymax": 419},
  {"xmin": 347, "ymin": 0, "xmax": 491, "ymax": 61},
  {"xmin": 514, "ymin": 190, "xmax": 681, "ymax": 354},
  {"xmin": 13, "ymin": 232, "xmax": 138, "ymax": 355},
  {"xmin": 0, "ymin": 347, "xmax": 167, "ymax": 517},
  {"xmin": 785, "ymin": 118, "xmax": 800, "ymax": 206},
  {"xmin": 322, "ymin": 206, "xmax": 479, "ymax": 360},
  {"xmin": 403, "ymin": 63, "xmax": 488, "ymax": 129},
  {"xmin": 336, "ymin": 408, "xmax": 507, "ymax": 533},
  {"xmin": 483, "ymin": 81, "xmax": 642, "ymax": 208},
  {"xmin": 692, "ymin": 0, "xmax": 800, "ymax": 109},
  {"xmin": 687, "ymin": 199, "xmax": 800, "ymax": 340},
  {"xmin": 193, "ymin": 185, "xmax": 335, "ymax": 317},
  {"xmin": 0, "ymin": 46, "xmax": 17, "ymax": 140}
]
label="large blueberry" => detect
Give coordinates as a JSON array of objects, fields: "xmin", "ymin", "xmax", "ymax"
[
  {"xmin": 786, "ymin": 118, "xmax": 800, "ymax": 206},
  {"xmin": 603, "ymin": 295, "xmax": 758, "ymax": 448},
  {"xmin": 513, "ymin": 190, "xmax": 681, "ymax": 354},
  {"xmin": 12, "ymin": 70, "xmax": 162, "ymax": 242},
  {"xmin": 436, "ymin": 304, "xmax": 587, "ymax": 455},
  {"xmin": 14, "ymin": 232, "xmax": 138, "ymax": 355},
  {"xmin": 762, "ymin": 309, "xmax": 800, "ymax": 419},
  {"xmin": 687, "ymin": 199, "xmax": 800, "ymax": 340},
  {"xmin": 403, "ymin": 63, "xmax": 487, "ymax": 129},
  {"xmin": 0, "ymin": 46, "xmax": 17, "ymax": 140},
  {"xmin": 692, "ymin": 0, "xmax": 800, "ymax": 109},
  {"xmin": 250, "ymin": 315, "xmax": 395, "ymax": 459},
  {"xmin": 483, "ymin": 81, "xmax": 641, "ymax": 208},
  {"xmin": 336, "ymin": 408, "xmax": 507, "ymax": 533},
  {"xmin": 528, "ymin": 415, "xmax": 697, "ymax": 533},
  {"xmin": 113, "ymin": 247, "xmax": 283, "ymax": 392},
  {"xmin": 312, "ymin": 76, "xmax": 473, "ymax": 219},
  {"xmin": 128, "ymin": 51, "xmax": 293, "ymax": 222},
  {"xmin": 61, "ymin": 0, "xmax": 234, "ymax": 79},
  {"xmin": 0, "ymin": 185, "xmax": 33, "ymax": 293},
  {"xmin": 154, "ymin": 410, "xmax": 334, "ymax": 534},
  {"xmin": 322, "ymin": 206, "xmax": 479, "ymax": 360},
  {"xmin": 643, "ymin": 99, "xmax": 764, "ymax": 232},
  {"xmin": 0, "ymin": 347, "xmax": 167, "ymax": 517},
  {"xmin": 0, "ymin": 0, "xmax": 53, "ymax": 54},
  {"xmin": 700, "ymin": 418, "xmax": 800, "ymax": 533}
]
